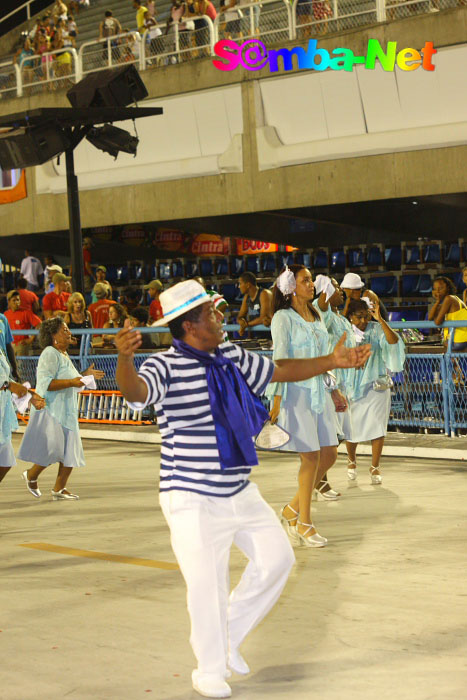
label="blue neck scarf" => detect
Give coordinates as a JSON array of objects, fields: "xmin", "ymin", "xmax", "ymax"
[{"xmin": 172, "ymin": 339, "xmax": 269, "ymax": 470}]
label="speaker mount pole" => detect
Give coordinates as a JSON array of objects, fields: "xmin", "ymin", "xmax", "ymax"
[{"xmin": 65, "ymin": 145, "xmax": 84, "ymax": 295}]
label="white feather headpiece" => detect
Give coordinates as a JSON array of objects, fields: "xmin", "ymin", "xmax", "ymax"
[{"xmin": 276, "ymin": 266, "xmax": 296, "ymax": 296}]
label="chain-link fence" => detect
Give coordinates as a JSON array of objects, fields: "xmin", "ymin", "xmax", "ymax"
[
  {"xmin": 292, "ymin": 0, "xmax": 378, "ymax": 37},
  {"xmin": 142, "ymin": 16, "xmax": 216, "ymax": 67},
  {"xmin": 80, "ymin": 33, "xmax": 142, "ymax": 77},
  {"xmin": 215, "ymin": 1, "xmax": 292, "ymax": 46},
  {"xmin": 446, "ymin": 352, "xmax": 467, "ymax": 434},
  {"xmin": 384, "ymin": 0, "xmax": 460, "ymax": 22},
  {"xmin": 0, "ymin": 60, "xmax": 18, "ymax": 98},
  {"xmin": 19, "ymin": 47, "xmax": 80, "ymax": 96}
]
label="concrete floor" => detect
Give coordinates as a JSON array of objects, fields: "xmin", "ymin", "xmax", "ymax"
[{"xmin": 2, "ymin": 436, "xmax": 467, "ymax": 700}]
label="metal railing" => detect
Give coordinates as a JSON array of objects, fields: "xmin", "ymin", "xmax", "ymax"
[
  {"xmin": 10, "ymin": 320, "xmax": 467, "ymax": 435},
  {"xmin": 0, "ymin": 0, "xmax": 460, "ymax": 99}
]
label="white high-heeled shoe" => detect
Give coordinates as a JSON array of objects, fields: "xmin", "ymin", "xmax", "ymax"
[
  {"xmin": 314, "ymin": 481, "xmax": 341, "ymax": 501},
  {"xmin": 347, "ymin": 460, "xmax": 357, "ymax": 480},
  {"xmin": 370, "ymin": 466, "xmax": 382, "ymax": 485},
  {"xmin": 279, "ymin": 504, "xmax": 299, "ymax": 542},
  {"xmin": 22, "ymin": 470, "xmax": 41, "ymax": 498},
  {"xmin": 51, "ymin": 489, "xmax": 79, "ymax": 500},
  {"xmin": 296, "ymin": 521, "xmax": 327, "ymax": 548}
]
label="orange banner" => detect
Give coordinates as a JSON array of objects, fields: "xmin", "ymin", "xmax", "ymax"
[
  {"xmin": 237, "ymin": 239, "xmax": 278, "ymax": 254},
  {"xmin": 0, "ymin": 169, "xmax": 27, "ymax": 205}
]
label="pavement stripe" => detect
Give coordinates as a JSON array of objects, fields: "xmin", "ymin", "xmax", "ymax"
[{"xmin": 20, "ymin": 543, "xmax": 179, "ymax": 570}]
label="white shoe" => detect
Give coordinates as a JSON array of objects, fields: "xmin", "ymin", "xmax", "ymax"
[
  {"xmin": 51, "ymin": 489, "xmax": 79, "ymax": 500},
  {"xmin": 228, "ymin": 649, "xmax": 250, "ymax": 675},
  {"xmin": 314, "ymin": 483, "xmax": 340, "ymax": 501},
  {"xmin": 347, "ymin": 460, "xmax": 357, "ymax": 480},
  {"xmin": 370, "ymin": 466, "xmax": 382, "ymax": 485},
  {"xmin": 22, "ymin": 470, "xmax": 41, "ymax": 498},
  {"xmin": 192, "ymin": 670, "xmax": 232, "ymax": 698},
  {"xmin": 296, "ymin": 521, "xmax": 327, "ymax": 548},
  {"xmin": 279, "ymin": 504, "xmax": 299, "ymax": 543}
]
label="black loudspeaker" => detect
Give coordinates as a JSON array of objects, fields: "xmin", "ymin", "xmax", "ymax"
[
  {"xmin": 67, "ymin": 64, "xmax": 148, "ymax": 109},
  {"xmin": 0, "ymin": 123, "xmax": 70, "ymax": 169}
]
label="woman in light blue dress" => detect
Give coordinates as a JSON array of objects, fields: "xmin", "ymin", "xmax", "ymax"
[
  {"xmin": 0, "ymin": 349, "xmax": 44, "ymax": 485},
  {"xmin": 313, "ymin": 276, "xmax": 356, "ymax": 497},
  {"xmin": 345, "ymin": 298, "xmax": 405, "ymax": 484},
  {"xmin": 266, "ymin": 265, "xmax": 348, "ymax": 548},
  {"xmin": 18, "ymin": 317, "xmax": 104, "ymax": 501}
]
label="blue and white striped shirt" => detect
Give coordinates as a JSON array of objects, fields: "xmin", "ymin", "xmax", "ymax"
[{"xmin": 130, "ymin": 342, "xmax": 275, "ymax": 497}]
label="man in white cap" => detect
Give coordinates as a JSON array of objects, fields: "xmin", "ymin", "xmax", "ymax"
[
  {"xmin": 115, "ymin": 280, "xmax": 371, "ymax": 699},
  {"xmin": 341, "ymin": 272, "xmax": 388, "ymax": 321}
]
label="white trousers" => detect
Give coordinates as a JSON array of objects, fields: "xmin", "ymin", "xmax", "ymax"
[{"xmin": 159, "ymin": 482, "xmax": 295, "ymax": 676}]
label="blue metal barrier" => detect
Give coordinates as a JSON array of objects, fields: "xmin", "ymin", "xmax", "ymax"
[{"xmin": 10, "ymin": 321, "xmax": 467, "ymax": 436}]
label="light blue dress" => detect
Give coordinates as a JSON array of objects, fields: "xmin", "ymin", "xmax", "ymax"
[
  {"xmin": 0, "ymin": 350, "xmax": 18, "ymax": 467},
  {"xmin": 17, "ymin": 346, "xmax": 85, "ymax": 467},
  {"xmin": 349, "ymin": 322, "xmax": 406, "ymax": 443},
  {"xmin": 313, "ymin": 302, "xmax": 356, "ymax": 439},
  {"xmin": 265, "ymin": 307, "xmax": 338, "ymax": 452},
  {"xmin": 0, "ymin": 313, "xmax": 13, "ymax": 355}
]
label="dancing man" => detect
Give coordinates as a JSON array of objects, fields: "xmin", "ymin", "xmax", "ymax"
[{"xmin": 115, "ymin": 279, "xmax": 370, "ymax": 699}]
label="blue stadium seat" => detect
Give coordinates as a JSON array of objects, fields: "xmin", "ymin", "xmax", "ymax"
[
  {"xmin": 106, "ymin": 265, "xmax": 118, "ymax": 283},
  {"xmin": 453, "ymin": 271, "xmax": 464, "ymax": 290},
  {"xmin": 220, "ymin": 283, "xmax": 238, "ymax": 303},
  {"xmin": 216, "ymin": 259, "xmax": 228, "ymax": 276},
  {"xmin": 230, "ymin": 257, "xmax": 244, "ymax": 277},
  {"xmin": 200, "ymin": 259, "xmax": 213, "ymax": 277},
  {"xmin": 369, "ymin": 276, "xmax": 397, "ymax": 297},
  {"xmin": 424, "ymin": 244, "xmax": 440, "ymax": 264},
  {"xmin": 385, "ymin": 246, "xmax": 402, "ymax": 270},
  {"xmin": 129, "ymin": 263, "xmax": 143, "ymax": 280},
  {"xmin": 418, "ymin": 275, "xmax": 432, "ymax": 295},
  {"xmin": 172, "ymin": 261, "xmax": 183, "ymax": 277},
  {"xmin": 348, "ymin": 249, "xmax": 364, "ymax": 267},
  {"xmin": 331, "ymin": 251, "xmax": 346, "ymax": 272},
  {"xmin": 445, "ymin": 243, "xmax": 460, "ymax": 265},
  {"xmin": 116, "ymin": 266, "xmax": 128, "ymax": 284},
  {"xmin": 313, "ymin": 250, "xmax": 328, "ymax": 268},
  {"xmin": 295, "ymin": 253, "xmax": 311, "ymax": 267},
  {"xmin": 367, "ymin": 247, "xmax": 382, "ymax": 266},
  {"xmin": 402, "ymin": 275, "xmax": 420, "ymax": 296},
  {"xmin": 389, "ymin": 309, "xmax": 421, "ymax": 321},
  {"xmin": 159, "ymin": 263, "xmax": 171, "ymax": 280},
  {"xmin": 185, "ymin": 261, "xmax": 198, "ymax": 277},
  {"xmin": 405, "ymin": 246, "xmax": 420, "ymax": 264},
  {"xmin": 280, "ymin": 254, "xmax": 294, "ymax": 268},
  {"xmin": 262, "ymin": 255, "xmax": 277, "ymax": 273},
  {"xmin": 246, "ymin": 256, "xmax": 259, "ymax": 273}
]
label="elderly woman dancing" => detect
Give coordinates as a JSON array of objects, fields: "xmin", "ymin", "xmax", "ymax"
[{"xmin": 18, "ymin": 317, "xmax": 104, "ymax": 501}]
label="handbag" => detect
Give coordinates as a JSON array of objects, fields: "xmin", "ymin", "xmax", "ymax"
[
  {"xmin": 373, "ymin": 373, "xmax": 394, "ymax": 392},
  {"xmin": 255, "ymin": 420, "xmax": 291, "ymax": 450}
]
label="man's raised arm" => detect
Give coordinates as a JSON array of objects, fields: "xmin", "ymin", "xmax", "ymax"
[{"xmin": 115, "ymin": 320, "xmax": 149, "ymax": 404}]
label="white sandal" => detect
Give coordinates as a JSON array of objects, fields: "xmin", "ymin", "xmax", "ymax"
[
  {"xmin": 314, "ymin": 480, "xmax": 340, "ymax": 501},
  {"xmin": 279, "ymin": 504, "xmax": 299, "ymax": 542},
  {"xmin": 347, "ymin": 459, "xmax": 357, "ymax": 481},
  {"xmin": 296, "ymin": 520, "xmax": 327, "ymax": 548},
  {"xmin": 370, "ymin": 466, "xmax": 382, "ymax": 485}
]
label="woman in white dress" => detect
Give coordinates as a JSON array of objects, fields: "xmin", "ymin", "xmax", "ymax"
[
  {"xmin": 345, "ymin": 299, "xmax": 405, "ymax": 484},
  {"xmin": 266, "ymin": 265, "xmax": 348, "ymax": 547},
  {"xmin": 18, "ymin": 317, "xmax": 104, "ymax": 500}
]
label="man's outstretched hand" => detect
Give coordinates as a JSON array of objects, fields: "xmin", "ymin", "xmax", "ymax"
[
  {"xmin": 115, "ymin": 319, "xmax": 142, "ymax": 357},
  {"xmin": 331, "ymin": 333, "xmax": 371, "ymax": 369}
]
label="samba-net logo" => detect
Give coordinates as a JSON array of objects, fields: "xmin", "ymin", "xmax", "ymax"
[{"xmin": 213, "ymin": 39, "xmax": 436, "ymax": 73}]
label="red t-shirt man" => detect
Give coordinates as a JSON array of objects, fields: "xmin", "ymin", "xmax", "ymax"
[
  {"xmin": 149, "ymin": 298, "xmax": 163, "ymax": 323},
  {"xmin": 42, "ymin": 290, "xmax": 70, "ymax": 316},
  {"xmin": 18, "ymin": 287, "xmax": 39, "ymax": 313},
  {"xmin": 144, "ymin": 279, "xmax": 163, "ymax": 323},
  {"xmin": 88, "ymin": 298, "xmax": 116, "ymax": 329},
  {"xmin": 4, "ymin": 308, "xmax": 41, "ymax": 343}
]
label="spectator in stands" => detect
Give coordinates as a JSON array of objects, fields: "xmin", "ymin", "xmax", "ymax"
[
  {"xmin": 14, "ymin": 37, "xmax": 35, "ymax": 89},
  {"xmin": 99, "ymin": 10, "xmax": 122, "ymax": 62},
  {"xmin": 295, "ymin": 0, "xmax": 312, "ymax": 39},
  {"xmin": 67, "ymin": 14, "xmax": 78, "ymax": 43},
  {"xmin": 0, "ymin": 312, "xmax": 20, "ymax": 381},
  {"xmin": 91, "ymin": 266, "xmax": 112, "ymax": 303},
  {"xmin": 4, "ymin": 290, "xmax": 41, "ymax": 358},
  {"xmin": 20, "ymin": 250, "xmax": 43, "ymax": 292},
  {"xmin": 147, "ymin": 0, "xmax": 156, "ymax": 18},
  {"xmin": 165, "ymin": 0, "xmax": 193, "ymax": 61},
  {"xmin": 128, "ymin": 306, "xmax": 154, "ymax": 348},
  {"xmin": 186, "ymin": 0, "xmax": 217, "ymax": 54},
  {"xmin": 82, "ymin": 237, "xmax": 94, "ymax": 292},
  {"xmin": 16, "ymin": 278, "xmax": 40, "ymax": 314},
  {"xmin": 64, "ymin": 292, "xmax": 93, "ymax": 330},
  {"xmin": 35, "ymin": 26, "xmax": 53, "ymax": 81},
  {"xmin": 341, "ymin": 272, "xmax": 389, "ymax": 322},
  {"xmin": 44, "ymin": 256, "xmax": 63, "ymax": 293},
  {"xmin": 120, "ymin": 286, "xmax": 142, "ymax": 315},
  {"xmin": 344, "ymin": 298, "xmax": 405, "ymax": 485},
  {"xmin": 18, "ymin": 317, "xmax": 104, "ymax": 502},
  {"xmin": 53, "ymin": 19, "xmax": 73, "ymax": 79},
  {"xmin": 145, "ymin": 279, "xmax": 163, "ymax": 323},
  {"xmin": 312, "ymin": 0, "xmax": 332, "ymax": 34},
  {"xmin": 134, "ymin": 0, "xmax": 149, "ymax": 33},
  {"xmin": 53, "ymin": 0, "xmax": 68, "ymax": 25},
  {"xmin": 429, "ymin": 276, "xmax": 467, "ymax": 351},
  {"xmin": 102, "ymin": 303, "xmax": 128, "ymax": 346},
  {"xmin": 219, "ymin": 0, "xmax": 242, "ymax": 41},
  {"xmin": 42, "ymin": 273, "xmax": 72, "ymax": 319},
  {"xmin": 237, "ymin": 272, "xmax": 272, "ymax": 337},
  {"xmin": 88, "ymin": 283, "xmax": 116, "ymax": 328}
]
